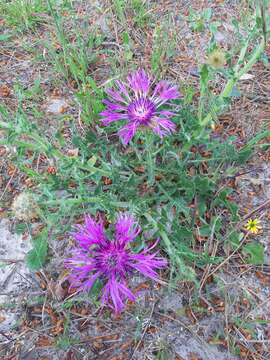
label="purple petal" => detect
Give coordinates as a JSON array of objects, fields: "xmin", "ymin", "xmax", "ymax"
[
  {"xmin": 102, "ymin": 276, "xmax": 125, "ymax": 313},
  {"xmin": 118, "ymin": 122, "xmax": 138, "ymax": 145},
  {"xmin": 100, "ymin": 110, "xmax": 124, "ymax": 118},
  {"xmin": 106, "ymin": 88, "xmax": 127, "ymax": 104},
  {"xmin": 100, "ymin": 111, "xmax": 128, "ymax": 125},
  {"xmin": 158, "ymin": 110, "xmax": 176, "ymax": 118},
  {"xmin": 65, "ymin": 249, "xmax": 101, "ymax": 291},
  {"xmin": 115, "ymin": 80, "xmax": 130, "ymax": 99},
  {"xmin": 128, "ymin": 255, "xmax": 166, "ymax": 280},
  {"xmin": 152, "ymin": 81, "xmax": 180, "ymax": 104},
  {"xmin": 127, "ymin": 69, "xmax": 151, "ymax": 95},
  {"xmin": 127, "ymin": 249, "xmax": 167, "ymax": 280},
  {"xmin": 102, "ymin": 99, "xmax": 127, "ymax": 112},
  {"xmin": 128, "ymin": 261, "xmax": 159, "ymax": 280},
  {"xmin": 115, "ymin": 213, "xmax": 141, "ymax": 245},
  {"xmin": 118, "ymin": 283, "xmax": 136, "ymax": 302},
  {"xmin": 102, "ymin": 277, "xmax": 136, "ymax": 313},
  {"xmin": 140, "ymin": 238, "xmax": 160, "ymax": 253},
  {"xmin": 149, "ymin": 117, "xmax": 176, "ymax": 137},
  {"xmin": 65, "ymin": 250, "xmax": 93, "ymax": 270},
  {"xmin": 72, "ymin": 215, "xmax": 108, "ymax": 249},
  {"xmin": 77, "ymin": 271, "xmax": 101, "ymax": 292}
]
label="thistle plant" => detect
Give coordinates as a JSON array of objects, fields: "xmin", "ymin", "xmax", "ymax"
[
  {"xmin": 100, "ymin": 68, "xmax": 180, "ymax": 184},
  {"xmin": 0, "ymin": 0, "xmax": 268, "ymax": 321},
  {"xmin": 65, "ymin": 214, "xmax": 167, "ymax": 313},
  {"xmin": 100, "ymin": 69, "xmax": 180, "ymax": 145}
]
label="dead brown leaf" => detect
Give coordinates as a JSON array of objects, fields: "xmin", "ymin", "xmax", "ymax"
[
  {"xmin": 93, "ymin": 341, "xmax": 103, "ymax": 350},
  {"xmin": 120, "ymin": 338, "xmax": 134, "ymax": 351},
  {"xmin": 0, "ymin": 84, "xmax": 11, "ymax": 97},
  {"xmin": 102, "ymin": 176, "xmax": 113, "ymax": 185},
  {"xmin": 0, "ymin": 146, "xmax": 7, "ymax": 156},
  {"xmin": 238, "ymin": 343, "xmax": 250, "ymax": 359},
  {"xmin": 134, "ymin": 165, "xmax": 145, "ymax": 173},
  {"xmin": 185, "ymin": 307, "xmax": 197, "ymax": 324},
  {"xmin": 67, "ymin": 148, "xmax": 79, "ymax": 157},
  {"xmin": 36, "ymin": 336, "xmax": 54, "ymax": 347},
  {"xmin": 239, "ymin": 328, "xmax": 253, "ymax": 340},
  {"xmin": 175, "ymin": 355, "xmax": 185, "ymax": 360},
  {"xmin": 51, "ymin": 319, "xmax": 64, "ymax": 336},
  {"xmin": 47, "ymin": 279, "xmax": 67, "ymax": 300},
  {"xmin": 189, "ymin": 352, "xmax": 202, "ymax": 360},
  {"xmin": 255, "ymin": 271, "xmax": 269, "ymax": 286},
  {"xmin": 133, "ymin": 282, "xmax": 150, "ymax": 293}
]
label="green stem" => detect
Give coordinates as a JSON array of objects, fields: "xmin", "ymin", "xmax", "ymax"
[
  {"xmin": 43, "ymin": 197, "xmax": 101, "ymax": 206},
  {"xmin": 145, "ymin": 132, "xmax": 155, "ymax": 185},
  {"xmin": 237, "ymin": 38, "xmax": 265, "ymax": 78},
  {"xmin": 42, "ymin": 197, "xmax": 131, "ymax": 209}
]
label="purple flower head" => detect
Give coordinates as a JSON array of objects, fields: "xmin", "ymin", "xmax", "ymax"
[
  {"xmin": 100, "ymin": 69, "xmax": 180, "ymax": 145},
  {"xmin": 65, "ymin": 213, "xmax": 167, "ymax": 313}
]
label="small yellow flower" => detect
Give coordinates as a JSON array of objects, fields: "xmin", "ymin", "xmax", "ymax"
[
  {"xmin": 207, "ymin": 49, "xmax": 226, "ymax": 69},
  {"xmin": 245, "ymin": 218, "xmax": 262, "ymax": 234}
]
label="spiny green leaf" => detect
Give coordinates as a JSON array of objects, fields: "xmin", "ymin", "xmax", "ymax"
[{"xmin": 0, "ymin": 34, "xmax": 13, "ymax": 41}]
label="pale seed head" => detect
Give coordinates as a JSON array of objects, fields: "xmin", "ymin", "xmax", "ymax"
[
  {"xmin": 207, "ymin": 49, "xmax": 226, "ymax": 69},
  {"xmin": 11, "ymin": 192, "xmax": 39, "ymax": 221}
]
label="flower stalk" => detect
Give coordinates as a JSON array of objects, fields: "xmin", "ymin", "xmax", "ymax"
[{"xmin": 145, "ymin": 131, "xmax": 155, "ymax": 185}]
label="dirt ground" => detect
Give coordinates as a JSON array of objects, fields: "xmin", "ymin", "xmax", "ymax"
[{"xmin": 0, "ymin": 1, "xmax": 270, "ymax": 359}]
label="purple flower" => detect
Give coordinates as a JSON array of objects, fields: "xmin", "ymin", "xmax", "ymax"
[
  {"xmin": 65, "ymin": 213, "xmax": 167, "ymax": 313},
  {"xmin": 100, "ymin": 69, "xmax": 180, "ymax": 145}
]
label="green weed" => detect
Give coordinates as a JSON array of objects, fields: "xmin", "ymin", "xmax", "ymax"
[
  {"xmin": 1, "ymin": 93, "xmax": 268, "ymax": 276},
  {"xmin": 112, "ymin": 0, "xmax": 126, "ymax": 23},
  {"xmin": 44, "ymin": 0, "xmax": 105, "ymax": 123},
  {"xmin": 151, "ymin": 18, "xmax": 177, "ymax": 76},
  {"xmin": 0, "ymin": 0, "xmax": 268, "ymax": 313},
  {"xmin": 188, "ymin": 7, "xmax": 212, "ymax": 32},
  {"xmin": 0, "ymin": 0, "xmax": 47, "ymax": 31},
  {"xmin": 129, "ymin": 0, "xmax": 151, "ymax": 27}
]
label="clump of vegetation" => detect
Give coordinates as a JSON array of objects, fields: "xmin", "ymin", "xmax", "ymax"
[{"xmin": 0, "ymin": 0, "xmax": 269, "ymax": 357}]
